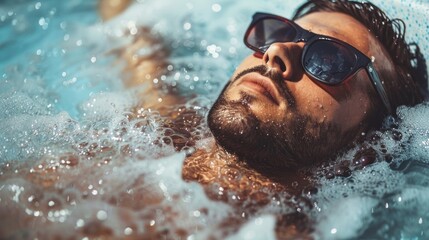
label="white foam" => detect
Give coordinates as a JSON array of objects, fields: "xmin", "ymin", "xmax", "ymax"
[
  {"xmin": 311, "ymin": 103, "xmax": 429, "ymax": 239},
  {"xmin": 78, "ymin": 92, "xmax": 134, "ymax": 119},
  {"xmin": 394, "ymin": 105, "xmax": 429, "ymax": 162},
  {"xmin": 314, "ymin": 197, "xmax": 378, "ymax": 239},
  {"xmin": 227, "ymin": 215, "xmax": 276, "ymax": 240},
  {"xmin": 1, "ymin": 0, "xmax": 429, "ymax": 239}
]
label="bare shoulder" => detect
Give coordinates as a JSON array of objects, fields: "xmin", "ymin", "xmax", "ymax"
[
  {"xmin": 99, "ymin": 0, "xmax": 132, "ymax": 21},
  {"xmin": 98, "ymin": 0, "xmax": 185, "ymax": 113}
]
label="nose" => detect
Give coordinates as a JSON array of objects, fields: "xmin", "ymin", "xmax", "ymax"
[{"xmin": 262, "ymin": 42, "xmax": 304, "ymax": 80}]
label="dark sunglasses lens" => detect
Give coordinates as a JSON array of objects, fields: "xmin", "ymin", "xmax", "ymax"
[
  {"xmin": 304, "ymin": 40, "xmax": 357, "ymax": 84},
  {"xmin": 246, "ymin": 18, "xmax": 297, "ymax": 52}
]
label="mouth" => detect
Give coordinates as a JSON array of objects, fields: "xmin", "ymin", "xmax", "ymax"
[{"xmin": 238, "ymin": 73, "xmax": 281, "ymax": 105}]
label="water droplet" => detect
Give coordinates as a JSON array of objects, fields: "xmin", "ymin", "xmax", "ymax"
[
  {"xmin": 60, "ymin": 22, "xmax": 67, "ymax": 29},
  {"xmin": 212, "ymin": 3, "xmax": 222, "ymax": 12},
  {"xmin": 183, "ymin": 22, "xmax": 191, "ymax": 31},
  {"xmin": 35, "ymin": 2, "xmax": 42, "ymax": 10},
  {"xmin": 76, "ymin": 219, "xmax": 85, "ymax": 227},
  {"xmin": 124, "ymin": 227, "xmax": 133, "ymax": 235},
  {"xmin": 96, "ymin": 210, "xmax": 107, "ymax": 221},
  {"xmin": 38, "ymin": 17, "xmax": 48, "ymax": 29},
  {"xmin": 193, "ymin": 210, "xmax": 201, "ymax": 217},
  {"xmin": 291, "ymin": 181, "xmax": 298, "ymax": 188}
]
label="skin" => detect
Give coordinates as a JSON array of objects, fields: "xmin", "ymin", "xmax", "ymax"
[
  {"xmin": 99, "ymin": 0, "xmax": 132, "ymax": 20},
  {"xmin": 97, "ymin": 1, "xmax": 396, "ymax": 182},
  {"xmin": 0, "ymin": 4, "xmax": 395, "ymax": 239},
  {"xmin": 231, "ymin": 12, "xmax": 393, "ymax": 128},
  {"xmin": 229, "ymin": 12, "xmax": 375, "ymax": 133},
  {"xmin": 100, "ymin": 0, "xmax": 186, "ymax": 115},
  {"xmin": 208, "ymin": 11, "xmax": 396, "ymax": 167}
]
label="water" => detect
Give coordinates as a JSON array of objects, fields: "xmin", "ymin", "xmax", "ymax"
[{"xmin": 1, "ymin": 0, "xmax": 429, "ymax": 239}]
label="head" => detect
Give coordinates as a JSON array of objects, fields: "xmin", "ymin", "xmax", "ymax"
[{"xmin": 208, "ymin": 0, "xmax": 425, "ymax": 168}]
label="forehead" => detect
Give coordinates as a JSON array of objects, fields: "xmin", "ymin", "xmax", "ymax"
[{"xmin": 295, "ymin": 11, "xmax": 371, "ymax": 54}]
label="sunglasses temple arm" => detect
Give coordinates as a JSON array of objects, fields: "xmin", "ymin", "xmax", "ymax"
[{"xmin": 366, "ymin": 63, "xmax": 393, "ymax": 115}]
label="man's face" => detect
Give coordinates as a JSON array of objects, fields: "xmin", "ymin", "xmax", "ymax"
[{"xmin": 208, "ymin": 11, "xmax": 395, "ymax": 168}]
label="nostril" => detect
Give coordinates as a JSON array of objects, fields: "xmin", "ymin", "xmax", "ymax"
[
  {"xmin": 264, "ymin": 55, "xmax": 269, "ymax": 64},
  {"xmin": 273, "ymin": 56, "xmax": 287, "ymax": 72}
]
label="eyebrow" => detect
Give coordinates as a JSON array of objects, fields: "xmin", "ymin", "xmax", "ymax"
[
  {"xmin": 301, "ymin": 16, "xmax": 370, "ymax": 51},
  {"xmin": 308, "ymin": 23, "xmax": 367, "ymax": 52}
]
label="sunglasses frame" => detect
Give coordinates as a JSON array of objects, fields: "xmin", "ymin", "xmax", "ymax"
[{"xmin": 244, "ymin": 12, "xmax": 392, "ymax": 115}]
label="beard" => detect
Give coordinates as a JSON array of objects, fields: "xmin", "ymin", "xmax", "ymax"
[{"xmin": 208, "ymin": 65, "xmax": 359, "ymax": 168}]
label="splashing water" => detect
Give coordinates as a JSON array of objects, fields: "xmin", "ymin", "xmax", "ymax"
[{"xmin": 1, "ymin": 0, "xmax": 429, "ymax": 239}]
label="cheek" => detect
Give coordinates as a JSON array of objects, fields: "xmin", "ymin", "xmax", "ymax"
[
  {"xmin": 289, "ymin": 79, "xmax": 338, "ymax": 123},
  {"xmin": 329, "ymin": 76, "xmax": 373, "ymax": 131},
  {"xmin": 290, "ymin": 75, "xmax": 371, "ymax": 131}
]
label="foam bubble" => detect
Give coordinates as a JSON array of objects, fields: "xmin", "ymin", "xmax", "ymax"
[
  {"xmin": 310, "ymin": 103, "xmax": 429, "ymax": 238},
  {"xmin": 1, "ymin": 0, "xmax": 429, "ymax": 239},
  {"xmin": 314, "ymin": 197, "xmax": 378, "ymax": 239},
  {"xmin": 227, "ymin": 215, "xmax": 276, "ymax": 240}
]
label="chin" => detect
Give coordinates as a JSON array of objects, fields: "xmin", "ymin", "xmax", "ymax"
[
  {"xmin": 208, "ymin": 95, "xmax": 301, "ymax": 168},
  {"xmin": 208, "ymin": 91, "xmax": 354, "ymax": 169}
]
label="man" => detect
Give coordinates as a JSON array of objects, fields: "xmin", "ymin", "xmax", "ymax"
[
  {"xmin": 0, "ymin": 1, "xmax": 424, "ymax": 239},
  {"xmin": 206, "ymin": 2, "xmax": 425, "ymax": 170},
  {"xmin": 101, "ymin": 0, "xmax": 424, "ymax": 172}
]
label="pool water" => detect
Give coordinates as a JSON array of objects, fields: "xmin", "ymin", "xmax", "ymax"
[{"xmin": 1, "ymin": 0, "xmax": 429, "ymax": 239}]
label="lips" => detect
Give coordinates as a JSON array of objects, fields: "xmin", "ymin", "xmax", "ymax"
[{"xmin": 238, "ymin": 73, "xmax": 281, "ymax": 105}]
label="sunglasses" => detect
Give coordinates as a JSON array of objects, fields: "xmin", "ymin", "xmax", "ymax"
[{"xmin": 244, "ymin": 12, "xmax": 392, "ymax": 114}]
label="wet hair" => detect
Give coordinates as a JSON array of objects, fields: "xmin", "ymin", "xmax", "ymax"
[{"xmin": 292, "ymin": 0, "xmax": 427, "ymax": 118}]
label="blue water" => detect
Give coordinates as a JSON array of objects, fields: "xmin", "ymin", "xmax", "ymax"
[{"xmin": 1, "ymin": 0, "xmax": 429, "ymax": 239}]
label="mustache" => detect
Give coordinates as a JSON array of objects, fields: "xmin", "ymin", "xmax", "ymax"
[{"xmin": 232, "ymin": 65, "xmax": 296, "ymax": 108}]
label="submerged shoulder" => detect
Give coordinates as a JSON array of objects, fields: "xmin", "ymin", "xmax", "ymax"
[{"xmin": 99, "ymin": 0, "xmax": 133, "ymax": 21}]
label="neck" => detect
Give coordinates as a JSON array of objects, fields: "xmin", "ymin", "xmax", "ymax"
[
  {"xmin": 182, "ymin": 143, "xmax": 314, "ymax": 198},
  {"xmin": 182, "ymin": 143, "xmax": 316, "ymax": 237}
]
